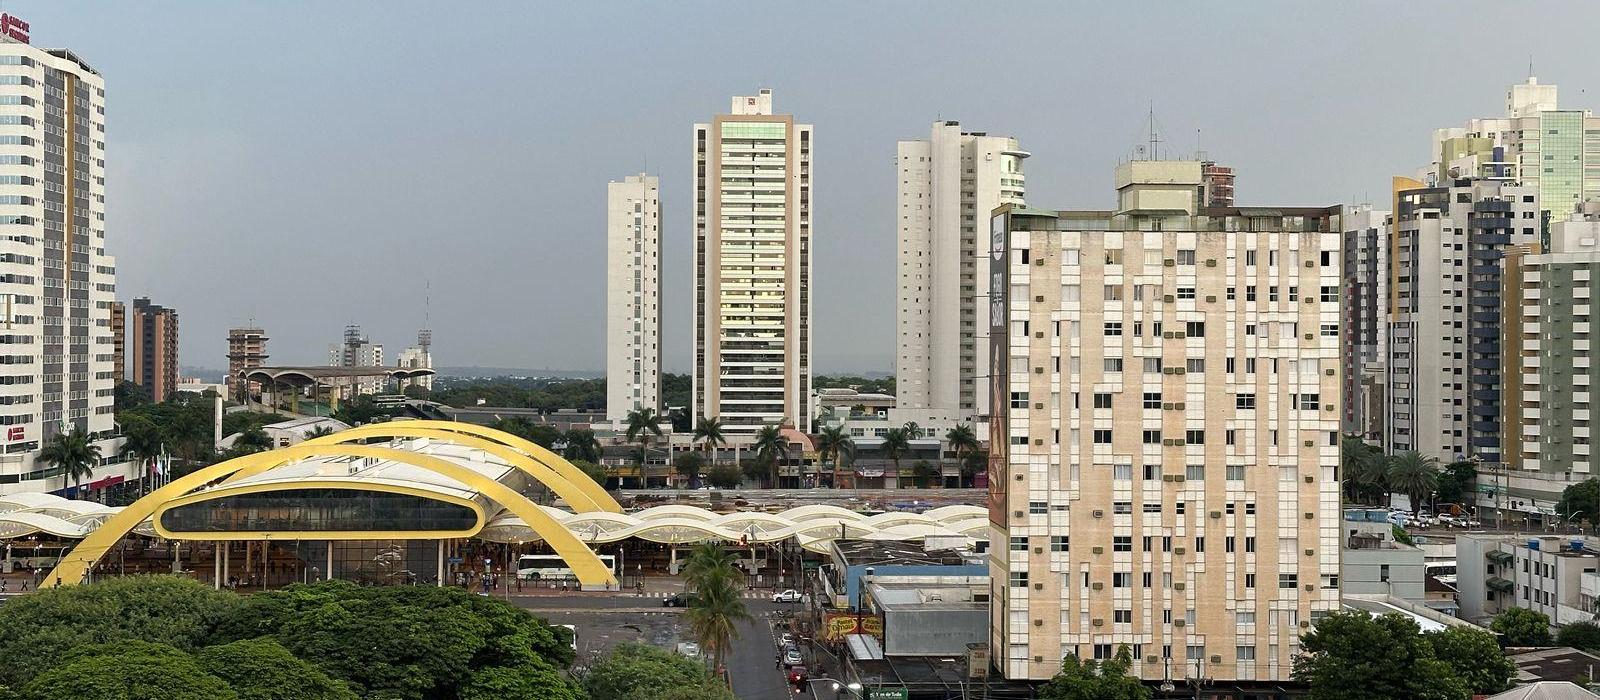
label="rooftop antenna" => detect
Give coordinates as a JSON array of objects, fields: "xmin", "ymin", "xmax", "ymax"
[
  {"xmin": 1528, "ymin": 54, "xmax": 1535, "ymax": 80},
  {"xmin": 419, "ymin": 279, "xmax": 432, "ymax": 352},
  {"xmin": 1145, "ymin": 102, "xmax": 1163, "ymax": 161},
  {"xmin": 1195, "ymin": 128, "xmax": 1208, "ymax": 162}
]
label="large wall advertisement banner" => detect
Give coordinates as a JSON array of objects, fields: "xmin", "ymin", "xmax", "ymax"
[{"xmin": 987, "ymin": 212, "xmax": 1009, "ymax": 528}]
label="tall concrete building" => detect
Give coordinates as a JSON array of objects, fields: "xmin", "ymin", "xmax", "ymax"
[
  {"xmin": 329, "ymin": 325, "xmax": 384, "ymax": 396},
  {"xmin": 1424, "ymin": 76, "xmax": 1600, "ymax": 246},
  {"xmin": 109, "ymin": 301, "xmax": 124, "ymax": 381},
  {"xmin": 606, "ymin": 174, "xmax": 661, "ymax": 422},
  {"xmin": 1339, "ymin": 205, "xmax": 1389, "ymax": 442},
  {"xmin": 0, "ymin": 17, "xmax": 126, "ymax": 493},
  {"xmin": 987, "ymin": 161, "xmax": 1342, "ymax": 685},
  {"xmin": 693, "ymin": 89, "xmax": 812, "ymax": 434},
  {"xmin": 894, "ymin": 121, "xmax": 1026, "ymax": 421},
  {"xmin": 1499, "ymin": 203, "xmax": 1600, "ymax": 520},
  {"xmin": 1385, "ymin": 179, "xmax": 1537, "ymax": 463},
  {"xmin": 129, "ymin": 298, "xmax": 178, "ymax": 403},
  {"xmin": 397, "ymin": 329, "xmax": 433, "ymax": 392},
  {"xmin": 226, "ymin": 326, "xmax": 268, "ymax": 401},
  {"xmin": 1200, "ymin": 161, "xmax": 1236, "ymax": 208}
]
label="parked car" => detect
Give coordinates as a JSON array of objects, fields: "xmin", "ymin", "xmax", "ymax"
[
  {"xmin": 677, "ymin": 641, "xmax": 701, "ymax": 658},
  {"xmin": 783, "ymin": 648, "xmax": 803, "ymax": 667},
  {"xmin": 778, "ymin": 632, "xmax": 796, "ymax": 648},
  {"xmin": 787, "ymin": 665, "xmax": 809, "ymax": 690},
  {"xmin": 772, "ymin": 589, "xmax": 803, "ymax": 603},
  {"xmin": 663, "ymin": 593, "xmax": 688, "ymax": 607}
]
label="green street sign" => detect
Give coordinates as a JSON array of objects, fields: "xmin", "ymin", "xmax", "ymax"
[{"xmin": 866, "ymin": 689, "xmax": 908, "ymax": 700}]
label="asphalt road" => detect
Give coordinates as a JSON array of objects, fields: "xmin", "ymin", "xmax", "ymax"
[{"xmin": 516, "ymin": 594, "xmax": 803, "ymax": 700}]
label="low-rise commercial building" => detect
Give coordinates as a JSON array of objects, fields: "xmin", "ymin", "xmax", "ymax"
[
  {"xmin": 1340, "ymin": 508, "xmax": 1427, "ymax": 604},
  {"xmin": 1457, "ymin": 533, "xmax": 1600, "ymax": 627}
]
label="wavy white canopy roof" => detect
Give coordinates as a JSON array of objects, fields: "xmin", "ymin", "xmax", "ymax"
[{"xmin": 0, "ymin": 493, "xmax": 122, "ymax": 540}]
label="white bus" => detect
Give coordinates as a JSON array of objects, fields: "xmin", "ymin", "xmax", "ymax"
[{"xmin": 517, "ymin": 554, "xmax": 616, "ymax": 581}]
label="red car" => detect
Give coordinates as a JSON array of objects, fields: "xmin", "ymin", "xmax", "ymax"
[{"xmin": 787, "ymin": 665, "xmax": 808, "ymax": 691}]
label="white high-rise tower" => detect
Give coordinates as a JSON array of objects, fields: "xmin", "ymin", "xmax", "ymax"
[{"xmin": 606, "ymin": 174, "xmax": 661, "ymax": 421}]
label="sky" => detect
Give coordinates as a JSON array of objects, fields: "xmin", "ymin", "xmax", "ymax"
[{"xmin": 13, "ymin": 1, "xmax": 1600, "ymax": 373}]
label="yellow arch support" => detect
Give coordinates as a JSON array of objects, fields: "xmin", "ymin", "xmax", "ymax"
[
  {"xmin": 45, "ymin": 444, "xmax": 618, "ymax": 589},
  {"xmin": 335, "ymin": 421, "xmax": 622, "ymax": 513},
  {"xmin": 284, "ymin": 426, "xmax": 614, "ymax": 514}
]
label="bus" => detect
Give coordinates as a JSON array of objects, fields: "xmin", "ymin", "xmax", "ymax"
[{"xmin": 517, "ymin": 554, "xmax": 616, "ymax": 581}]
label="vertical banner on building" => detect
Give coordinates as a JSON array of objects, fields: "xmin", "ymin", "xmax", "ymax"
[{"xmin": 987, "ymin": 212, "xmax": 1010, "ymax": 528}]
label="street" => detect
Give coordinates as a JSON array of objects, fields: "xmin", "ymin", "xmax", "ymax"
[{"xmin": 515, "ymin": 592, "xmax": 803, "ymax": 699}]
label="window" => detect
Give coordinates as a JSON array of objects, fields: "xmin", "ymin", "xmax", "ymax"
[
  {"xmin": 1226, "ymin": 286, "xmax": 1236, "ymax": 300},
  {"xmin": 1236, "ymin": 646, "xmax": 1256, "ymax": 662},
  {"xmin": 1143, "ymin": 392, "xmax": 1161, "ymax": 409},
  {"xmin": 1143, "ymin": 357, "xmax": 1163, "ymax": 374},
  {"xmin": 1104, "ymin": 358, "xmax": 1123, "ymax": 372},
  {"xmin": 1185, "ymin": 430, "xmax": 1204, "ymax": 444},
  {"xmin": 1144, "ymin": 428, "xmax": 1164, "ymax": 445},
  {"xmin": 1236, "ymin": 393, "xmax": 1256, "ymax": 409},
  {"xmin": 1298, "ymin": 393, "xmax": 1320, "ymax": 410},
  {"xmin": 1094, "ymin": 393, "xmax": 1113, "ymax": 409},
  {"xmin": 1029, "ymin": 501, "xmax": 1047, "ymax": 515},
  {"xmin": 1009, "ymin": 571, "xmax": 1028, "ymax": 588},
  {"xmin": 1113, "ymin": 501, "xmax": 1132, "ymax": 514},
  {"xmin": 1094, "ymin": 644, "xmax": 1114, "ymax": 660},
  {"xmin": 1186, "ymin": 465, "xmax": 1204, "ymax": 481},
  {"xmin": 1279, "ymin": 574, "xmax": 1298, "ymax": 589},
  {"xmin": 1104, "ymin": 322, "xmax": 1122, "ymax": 336},
  {"xmin": 1114, "ymin": 536, "xmax": 1132, "ymax": 552},
  {"xmin": 1185, "ymin": 321, "xmax": 1205, "ymax": 337},
  {"xmin": 1010, "ymin": 392, "xmax": 1029, "ymax": 409},
  {"xmin": 1186, "ymin": 358, "xmax": 1204, "ymax": 373},
  {"xmin": 1288, "ymin": 286, "xmax": 1298, "ymax": 302},
  {"xmin": 1143, "ymin": 464, "xmax": 1161, "ymax": 480},
  {"xmin": 1195, "ymin": 537, "xmax": 1205, "ymax": 553},
  {"xmin": 1246, "ymin": 285, "xmax": 1257, "ymax": 301},
  {"xmin": 1246, "ymin": 250, "xmax": 1257, "ymax": 266},
  {"xmin": 1245, "ymin": 573, "xmax": 1256, "ymax": 588},
  {"xmin": 1236, "ymin": 611, "xmax": 1255, "ymax": 625},
  {"xmin": 1321, "ymin": 323, "xmax": 1339, "ymax": 337},
  {"xmin": 1113, "ymin": 572, "xmax": 1131, "ymax": 587},
  {"xmin": 1187, "ymin": 645, "xmax": 1205, "ymax": 661},
  {"xmin": 1226, "ymin": 465, "xmax": 1245, "ymax": 481},
  {"xmin": 1113, "ymin": 464, "xmax": 1133, "ymax": 480},
  {"xmin": 1245, "ymin": 537, "xmax": 1256, "ymax": 553},
  {"xmin": 1226, "ymin": 537, "xmax": 1235, "ymax": 553},
  {"xmin": 1177, "ymin": 286, "xmax": 1196, "ymax": 300},
  {"xmin": 1010, "ymin": 536, "xmax": 1028, "ymax": 551},
  {"xmin": 1268, "ymin": 286, "xmax": 1279, "ymax": 302},
  {"xmin": 1176, "ymin": 249, "xmax": 1196, "ymax": 265},
  {"xmin": 1105, "ymin": 285, "xmax": 1123, "ymax": 301},
  {"xmin": 1105, "ymin": 249, "xmax": 1123, "ymax": 265},
  {"xmin": 1094, "ymin": 429, "xmax": 1113, "ymax": 444},
  {"xmin": 1050, "ymin": 536, "xmax": 1068, "ymax": 552},
  {"xmin": 1114, "ymin": 609, "xmax": 1133, "ymax": 623}
]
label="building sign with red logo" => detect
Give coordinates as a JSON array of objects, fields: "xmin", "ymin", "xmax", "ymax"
[
  {"xmin": 0, "ymin": 14, "xmax": 28, "ymax": 44},
  {"xmin": 5, "ymin": 426, "xmax": 23, "ymax": 442}
]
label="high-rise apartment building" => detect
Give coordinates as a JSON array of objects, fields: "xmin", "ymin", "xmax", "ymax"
[
  {"xmin": 109, "ymin": 301, "xmax": 124, "ymax": 381},
  {"xmin": 1501, "ymin": 203, "xmax": 1600, "ymax": 513},
  {"xmin": 693, "ymin": 89, "xmax": 812, "ymax": 434},
  {"xmin": 1424, "ymin": 76, "xmax": 1600, "ymax": 246},
  {"xmin": 1200, "ymin": 161, "xmax": 1236, "ymax": 208},
  {"xmin": 606, "ymin": 174, "xmax": 661, "ymax": 421},
  {"xmin": 226, "ymin": 326, "xmax": 268, "ymax": 401},
  {"xmin": 895, "ymin": 121, "xmax": 1026, "ymax": 419},
  {"xmin": 1340, "ymin": 205, "xmax": 1389, "ymax": 441},
  {"xmin": 1385, "ymin": 180, "xmax": 1537, "ymax": 463},
  {"xmin": 329, "ymin": 325, "xmax": 383, "ymax": 396},
  {"xmin": 397, "ymin": 329, "xmax": 433, "ymax": 392},
  {"xmin": 129, "ymin": 298, "xmax": 178, "ymax": 403},
  {"xmin": 987, "ymin": 161, "xmax": 1341, "ymax": 685}
]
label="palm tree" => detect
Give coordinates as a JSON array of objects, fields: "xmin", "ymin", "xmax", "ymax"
[
  {"xmin": 685, "ymin": 566, "xmax": 751, "ymax": 676},
  {"xmin": 1341, "ymin": 435, "xmax": 1385, "ymax": 504},
  {"xmin": 624, "ymin": 408, "xmax": 663, "ymax": 478},
  {"xmin": 881, "ymin": 428, "xmax": 910, "ymax": 483},
  {"xmin": 1388, "ymin": 451, "xmax": 1441, "ymax": 514},
  {"xmin": 561, "ymin": 428, "xmax": 601, "ymax": 463},
  {"xmin": 39, "ymin": 428, "xmax": 101, "ymax": 498},
  {"xmin": 682, "ymin": 542, "xmax": 741, "ymax": 592},
  {"xmin": 674, "ymin": 451, "xmax": 706, "ymax": 489},
  {"xmin": 120, "ymin": 418, "xmax": 164, "ymax": 489},
  {"xmin": 306, "ymin": 424, "xmax": 338, "ymax": 439},
  {"xmin": 945, "ymin": 424, "xmax": 979, "ymax": 486},
  {"xmin": 236, "ymin": 427, "xmax": 273, "ymax": 453},
  {"xmin": 753, "ymin": 424, "xmax": 789, "ymax": 488},
  {"xmin": 902, "ymin": 421, "xmax": 921, "ymax": 440},
  {"xmin": 693, "ymin": 416, "xmax": 727, "ymax": 466},
  {"xmin": 815, "ymin": 424, "xmax": 855, "ymax": 489}
]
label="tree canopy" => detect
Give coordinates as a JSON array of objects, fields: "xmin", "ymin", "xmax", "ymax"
[
  {"xmin": 1426, "ymin": 626, "xmax": 1517, "ymax": 696},
  {"xmin": 583, "ymin": 642, "xmax": 735, "ymax": 700},
  {"xmin": 1557, "ymin": 621, "xmax": 1600, "ymax": 652},
  {"xmin": 195, "ymin": 638, "xmax": 359, "ymax": 700},
  {"xmin": 18, "ymin": 640, "xmax": 238, "ymax": 700},
  {"xmin": 1491, "ymin": 607, "xmax": 1553, "ymax": 646},
  {"xmin": 1036, "ymin": 645, "xmax": 1149, "ymax": 700},
  {"xmin": 1557, "ymin": 478, "xmax": 1600, "ymax": 525},
  {"xmin": 1291, "ymin": 611, "xmax": 1468, "ymax": 700}
]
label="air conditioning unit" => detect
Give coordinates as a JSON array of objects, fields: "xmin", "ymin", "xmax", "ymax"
[{"xmin": 1174, "ymin": 582, "xmax": 1186, "ymax": 591}]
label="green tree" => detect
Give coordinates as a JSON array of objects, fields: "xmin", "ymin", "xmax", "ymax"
[
  {"xmin": 561, "ymin": 429, "xmax": 602, "ymax": 464},
  {"xmin": 945, "ymin": 423, "xmax": 979, "ymax": 486},
  {"xmin": 684, "ymin": 562, "xmax": 751, "ymax": 675},
  {"xmin": 1558, "ymin": 478, "xmax": 1600, "ymax": 525},
  {"xmin": 912, "ymin": 459, "xmax": 939, "ymax": 488},
  {"xmin": 1426, "ymin": 626, "xmax": 1516, "ymax": 695},
  {"xmin": 38, "ymin": 427, "xmax": 101, "ymax": 496},
  {"xmin": 1036, "ymin": 645, "xmax": 1150, "ymax": 700},
  {"xmin": 583, "ymin": 642, "xmax": 735, "ymax": 700},
  {"xmin": 1491, "ymin": 607, "xmax": 1552, "ymax": 646},
  {"xmin": 305, "ymin": 425, "xmax": 338, "ymax": 439},
  {"xmin": 121, "ymin": 415, "xmax": 165, "ymax": 484},
  {"xmin": 752, "ymin": 424, "xmax": 788, "ymax": 488},
  {"xmin": 624, "ymin": 408, "xmax": 663, "ymax": 474},
  {"xmin": 961, "ymin": 450, "xmax": 988, "ymax": 486},
  {"xmin": 235, "ymin": 427, "xmax": 273, "ymax": 453},
  {"xmin": 1387, "ymin": 451, "xmax": 1441, "ymax": 513},
  {"xmin": 880, "ymin": 427, "xmax": 910, "ymax": 482},
  {"xmin": 1341, "ymin": 435, "xmax": 1386, "ymax": 504},
  {"xmin": 682, "ymin": 542, "xmax": 739, "ymax": 594},
  {"xmin": 114, "ymin": 379, "xmax": 151, "ymax": 412},
  {"xmin": 195, "ymin": 638, "xmax": 359, "ymax": 700},
  {"xmin": 329, "ymin": 395, "xmax": 385, "ymax": 427},
  {"xmin": 1435, "ymin": 461, "xmax": 1478, "ymax": 506},
  {"xmin": 705, "ymin": 463, "xmax": 741, "ymax": 489},
  {"xmin": 1558, "ymin": 621, "xmax": 1600, "ymax": 651},
  {"xmin": 1292, "ymin": 611, "xmax": 1467, "ymax": 700},
  {"xmin": 0, "ymin": 576, "xmax": 237, "ymax": 687},
  {"xmin": 572, "ymin": 460, "xmax": 608, "ymax": 487},
  {"xmin": 674, "ymin": 451, "xmax": 706, "ymax": 488},
  {"xmin": 814, "ymin": 424, "xmax": 855, "ymax": 489},
  {"xmin": 18, "ymin": 640, "xmax": 236, "ymax": 700},
  {"xmin": 693, "ymin": 416, "xmax": 726, "ymax": 466},
  {"xmin": 459, "ymin": 662, "xmax": 581, "ymax": 700}
]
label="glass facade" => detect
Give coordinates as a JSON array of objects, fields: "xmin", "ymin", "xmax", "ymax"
[
  {"xmin": 159, "ymin": 488, "xmax": 478, "ymax": 533},
  {"xmin": 1542, "ymin": 111, "xmax": 1585, "ymax": 247}
]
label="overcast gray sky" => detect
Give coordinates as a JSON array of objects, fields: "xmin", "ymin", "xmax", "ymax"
[{"xmin": 16, "ymin": 1, "xmax": 1600, "ymax": 373}]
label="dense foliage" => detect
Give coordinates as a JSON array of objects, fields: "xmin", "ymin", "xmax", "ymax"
[
  {"xmin": 1292, "ymin": 610, "xmax": 1514, "ymax": 700},
  {"xmin": 1557, "ymin": 478, "xmax": 1600, "ymax": 526},
  {"xmin": 0, "ymin": 576, "xmax": 577, "ymax": 700},
  {"xmin": 583, "ymin": 642, "xmax": 735, "ymax": 700},
  {"xmin": 812, "ymin": 375, "xmax": 895, "ymax": 395},
  {"xmin": 1490, "ymin": 607, "xmax": 1553, "ymax": 646},
  {"xmin": 1557, "ymin": 621, "xmax": 1600, "ymax": 651},
  {"xmin": 1036, "ymin": 645, "xmax": 1150, "ymax": 700},
  {"xmin": 416, "ymin": 377, "xmax": 607, "ymax": 413}
]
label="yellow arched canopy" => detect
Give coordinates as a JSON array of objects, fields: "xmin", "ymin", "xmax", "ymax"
[
  {"xmin": 45, "ymin": 444, "xmax": 617, "ymax": 589},
  {"xmin": 340, "ymin": 420, "xmax": 621, "ymax": 513}
]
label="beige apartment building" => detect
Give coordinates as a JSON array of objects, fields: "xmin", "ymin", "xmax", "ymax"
[
  {"xmin": 987, "ymin": 161, "xmax": 1342, "ymax": 685},
  {"xmin": 693, "ymin": 89, "xmax": 813, "ymax": 434}
]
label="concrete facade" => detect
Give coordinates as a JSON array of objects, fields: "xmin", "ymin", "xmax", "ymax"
[
  {"xmin": 986, "ymin": 163, "xmax": 1342, "ymax": 683},
  {"xmin": 1340, "ymin": 205, "xmax": 1390, "ymax": 441},
  {"xmin": 226, "ymin": 326, "xmax": 268, "ymax": 401},
  {"xmin": 606, "ymin": 174, "xmax": 660, "ymax": 422},
  {"xmin": 129, "ymin": 297, "xmax": 178, "ymax": 403},
  {"xmin": 693, "ymin": 90, "xmax": 813, "ymax": 434},
  {"xmin": 1457, "ymin": 533, "xmax": 1600, "ymax": 628},
  {"xmin": 894, "ymin": 122, "xmax": 1025, "ymax": 422}
]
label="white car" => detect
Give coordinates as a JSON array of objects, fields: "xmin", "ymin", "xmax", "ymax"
[
  {"xmin": 772, "ymin": 589, "xmax": 803, "ymax": 603},
  {"xmin": 676, "ymin": 641, "xmax": 701, "ymax": 658},
  {"xmin": 783, "ymin": 648, "xmax": 803, "ymax": 666}
]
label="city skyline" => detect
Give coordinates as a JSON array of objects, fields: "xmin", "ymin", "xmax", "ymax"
[{"xmin": 11, "ymin": 1, "xmax": 1600, "ymax": 373}]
